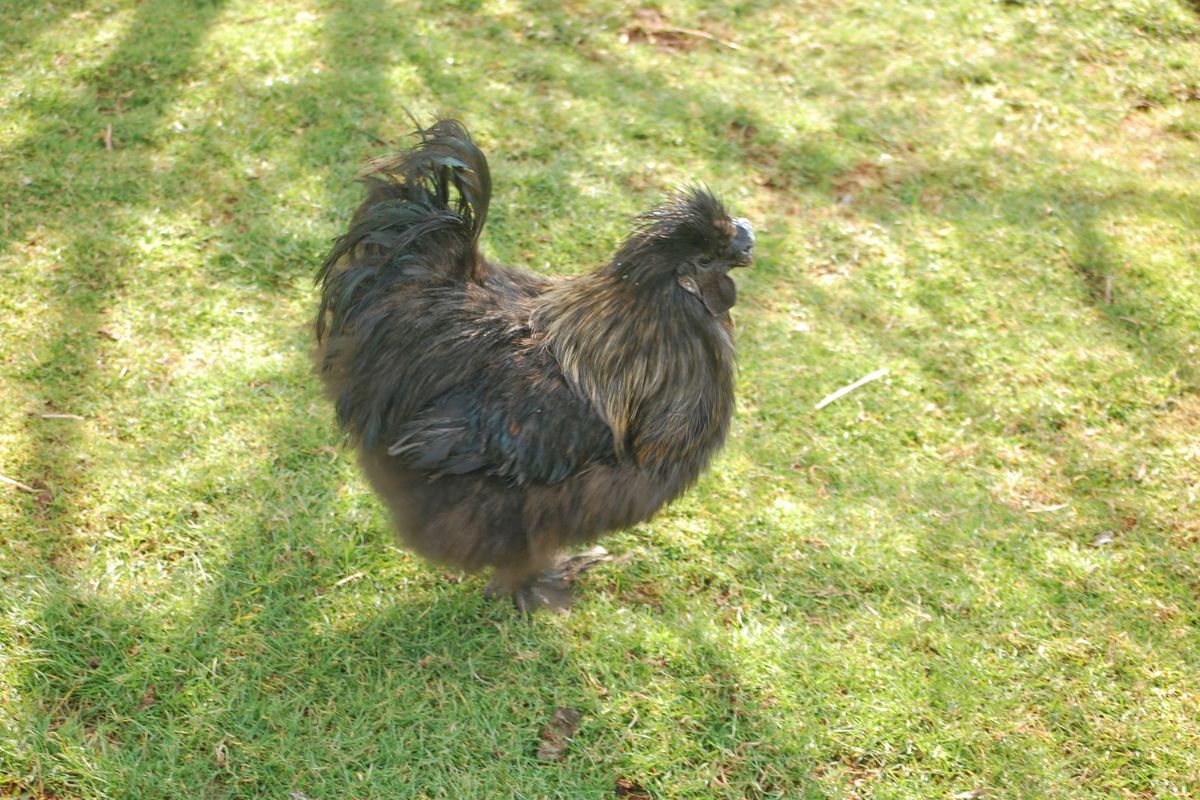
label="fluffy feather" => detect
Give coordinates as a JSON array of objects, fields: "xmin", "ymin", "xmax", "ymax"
[{"xmin": 315, "ymin": 119, "xmax": 753, "ymax": 609}]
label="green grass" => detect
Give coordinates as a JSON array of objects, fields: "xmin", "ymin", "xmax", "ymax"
[{"xmin": 2, "ymin": 0, "xmax": 1199, "ymax": 797}]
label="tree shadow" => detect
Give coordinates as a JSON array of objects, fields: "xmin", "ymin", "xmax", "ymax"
[
  {"xmin": 0, "ymin": 0, "xmax": 97, "ymax": 64},
  {"xmin": 4, "ymin": 0, "xmax": 229, "ymax": 564},
  {"xmin": 6, "ymin": 1, "xmax": 1199, "ymax": 797}
]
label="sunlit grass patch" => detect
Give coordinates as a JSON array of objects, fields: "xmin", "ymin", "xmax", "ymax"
[{"xmin": 2, "ymin": 0, "xmax": 1199, "ymax": 797}]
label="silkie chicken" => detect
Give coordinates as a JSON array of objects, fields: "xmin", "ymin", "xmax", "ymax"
[{"xmin": 315, "ymin": 119, "xmax": 753, "ymax": 612}]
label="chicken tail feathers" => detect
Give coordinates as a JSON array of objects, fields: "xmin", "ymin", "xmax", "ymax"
[
  {"xmin": 315, "ymin": 119, "xmax": 491, "ymax": 342},
  {"xmin": 373, "ymin": 118, "xmax": 491, "ymax": 251}
]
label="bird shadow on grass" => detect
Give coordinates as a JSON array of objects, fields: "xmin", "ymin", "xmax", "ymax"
[
  {"xmin": 8, "ymin": 376, "xmax": 823, "ymax": 797},
  {"xmin": 4, "ymin": 1, "xmax": 807, "ymax": 797}
]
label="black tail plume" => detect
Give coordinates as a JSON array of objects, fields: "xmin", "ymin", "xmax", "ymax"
[
  {"xmin": 369, "ymin": 118, "xmax": 491, "ymax": 248},
  {"xmin": 316, "ymin": 119, "xmax": 492, "ymax": 342}
]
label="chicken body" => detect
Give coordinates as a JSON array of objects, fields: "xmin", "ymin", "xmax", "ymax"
[{"xmin": 316, "ymin": 120, "xmax": 752, "ymax": 610}]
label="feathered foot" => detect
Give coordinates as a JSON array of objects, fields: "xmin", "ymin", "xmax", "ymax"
[{"xmin": 485, "ymin": 546, "xmax": 613, "ymax": 614}]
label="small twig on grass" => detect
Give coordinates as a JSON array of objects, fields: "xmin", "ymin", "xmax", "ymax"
[
  {"xmin": 103, "ymin": 124, "xmax": 113, "ymax": 151},
  {"xmin": 620, "ymin": 11, "xmax": 742, "ymax": 51},
  {"xmin": 815, "ymin": 368, "xmax": 889, "ymax": 410},
  {"xmin": 1103, "ymin": 274, "xmax": 1113, "ymax": 305},
  {"xmin": 1, "ymin": 473, "xmax": 38, "ymax": 493},
  {"xmin": 650, "ymin": 24, "xmax": 740, "ymax": 50},
  {"xmin": 1027, "ymin": 502, "xmax": 1070, "ymax": 513},
  {"xmin": 41, "ymin": 413, "xmax": 84, "ymax": 420},
  {"xmin": 333, "ymin": 571, "xmax": 364, "ymax": 588}
]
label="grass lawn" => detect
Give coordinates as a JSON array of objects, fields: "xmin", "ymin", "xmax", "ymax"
[{"xmin": 2, "ymin": 0, "xmax": 1199, "ymax": 797}]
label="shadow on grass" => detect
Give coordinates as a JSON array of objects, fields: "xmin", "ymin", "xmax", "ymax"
[
  {"xmin": 6, "ymin": 0, "xmax": 1200, "ymax": 797},
  {"xmin": 0, "ymin": 0, "xmax": 97, "ymax": 62},
  {"xmin": 4, "ymin": 0, "xmax": 229, "ymax": 558}
]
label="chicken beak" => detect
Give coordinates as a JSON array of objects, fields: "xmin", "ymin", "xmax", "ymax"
[{"xmin": 730, "ymin": 217, "xmax": 755, "ymax": 267}]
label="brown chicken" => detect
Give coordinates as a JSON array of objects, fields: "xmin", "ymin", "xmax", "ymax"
[{"xmin": 315, "ymin": 120, "xmax": 753, "ymax": 611}]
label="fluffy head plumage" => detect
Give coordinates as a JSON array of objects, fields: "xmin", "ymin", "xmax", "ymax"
[
  {"xmin": 613, "ymin": 187, "xmax": 754, "ymax": 287},
  {"xmin": 531, "ymin": 187, "xmax": 749, "ymax": 463}
]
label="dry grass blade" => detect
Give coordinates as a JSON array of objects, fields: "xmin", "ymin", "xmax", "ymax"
[
  {"xmin": 0, "ymin": 474, "xmax": 38, "ymax": 493},
  {"xmin": 814, "ymin": 368, "xmax": 890, "ymax": 410}
]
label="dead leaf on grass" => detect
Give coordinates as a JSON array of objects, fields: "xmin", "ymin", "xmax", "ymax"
[
  {"xmin": 536, "ymin": 707, "xmax": 581, "ymax": 762},
  {"xmin": 615, "ymin": 777, "xmax": 652, "ymax": 798}
]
